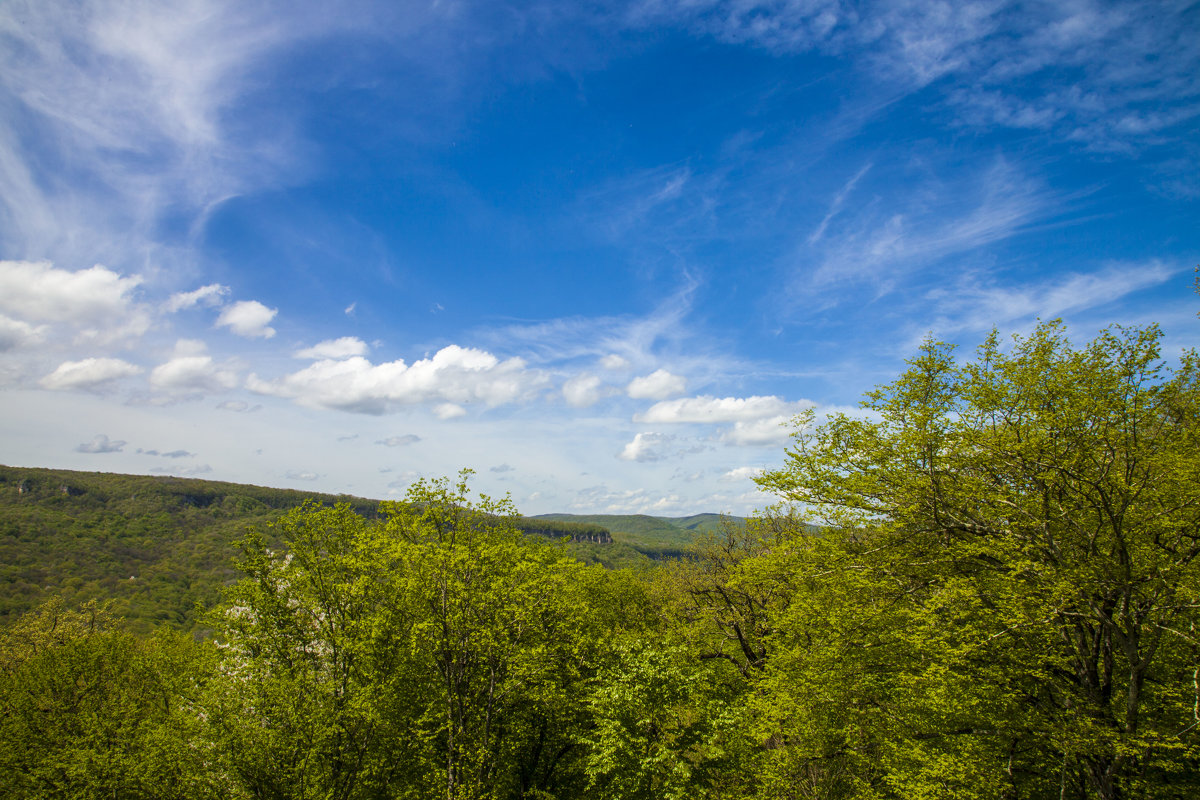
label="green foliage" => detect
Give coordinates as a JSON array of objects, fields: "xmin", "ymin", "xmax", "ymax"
[
  {"xmin": 754, "ymin": 321, "xmax": 1200, "ymax": 799},
  {"xmin": 207, "ymin": 471, "xmax": 608, "ymax": 799},
  {"xmin": 0, "ymin": 597, "xmax": 221, "ymax": 799},
  {"xmin": 534, "ymin": 513, "xmax": 746, "ymax": 558},
  {"xmin": 0, "ymin": 466, "xmax": 379, "ymax": 630},
  {"xmin": 0, "ymin": 466, "xmax": 630, "ymax": 629}
]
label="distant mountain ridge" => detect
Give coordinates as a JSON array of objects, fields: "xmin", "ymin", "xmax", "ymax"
[
  {"xmin": 0, "ymin": 465, "xmax": 730, "ymax": 630},
  {"xmin": 532, "ymin": 512, "xmax": 745, "ymax": 556}
]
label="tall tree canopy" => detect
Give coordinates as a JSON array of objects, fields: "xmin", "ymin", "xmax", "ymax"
[{"xmin": 754, "ymin": 321, "xmax": 1200, "ymax": 798}]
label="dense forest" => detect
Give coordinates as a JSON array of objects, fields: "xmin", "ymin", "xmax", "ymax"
[
  {"xmin": 0, "ymin": 467, "xmax": 684, "ymax": 631},
  {"xmin": 2, "ymin": 320, "xmax": 1198, "ymax": 799}
]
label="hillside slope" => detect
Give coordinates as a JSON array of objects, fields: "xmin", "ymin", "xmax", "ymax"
[
  {"xmin": 0, "ymin": 466, "xmax": 648, "ymax": 631},
  {"xmin": 532, "ymin": 511, "xmax": 745, "ymax": 556}
]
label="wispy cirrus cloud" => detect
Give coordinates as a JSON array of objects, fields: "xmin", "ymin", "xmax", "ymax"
[
  {"xmin": 631, "ymin": 0, "xmax": 1199, "ymax": 156},
  {"xmin": 295, "ymin": 337, "xmax": 369, "ymax": 360},
  {"xmin": 0, "ymin": 0, "xmax": 308, "ymax": 267},
  {"xmin": 920, "ymin": 260, "xmax": 1179, "ymax": 339},
  {"xmin": 164, "ymin": 283, "xmax": 229, "ymax": 312},
  {"xmin": 806, "ymin": 158, "xmax": 1047, "ymax": 291}
]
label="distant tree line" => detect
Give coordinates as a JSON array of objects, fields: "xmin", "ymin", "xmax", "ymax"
[{"xmin": 0, "ymin": 468, "xmax": 627, "ymax": 630}]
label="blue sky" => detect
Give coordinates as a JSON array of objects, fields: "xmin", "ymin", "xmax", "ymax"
[{"xmin": 1, "ymin": 0, "xmax": 1197, "ymax": 515}]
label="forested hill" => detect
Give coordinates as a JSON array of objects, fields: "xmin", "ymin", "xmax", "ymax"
[
  {"xmin": 532, "ymin": 512, "xmax": 746, "ymax": 557},
  {"xmin": 0, "ymin": 465, "xmax": 653, "ymax": 632}
]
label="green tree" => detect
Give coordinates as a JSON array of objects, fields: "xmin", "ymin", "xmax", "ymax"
[
  {"xmin": 754, "ymin": 321, "xmax": 1200, "ymax": 799},
  {"xmin": 0, "ymin": 597, "xmax": 220, "ymax": 799},
  {"xmin": 207, "ymin": 471, "xmax": 603, "ymax": 800}
]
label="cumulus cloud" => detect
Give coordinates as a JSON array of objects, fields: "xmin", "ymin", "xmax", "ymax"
[
  {"xmin": 0, "ymin": 315, "xmax": 45, "ymax": 351},
  {"xmin": 150, "ymin": 340, "xmax": 238, "ymax": 395},
  {"xmin": 434, "ymin": 403, "xmax": 467, "ymax": 419},
  {"xmin": 626, "ymin": 368, "xmax": 686, "ymax": 400},
  {"xmin": 377, "ymin": 434, "xmax": 420, "ymax": 447},
  {"xmin": 216, "ymin": 300, "xmax": 277, "ymax": 338},
  {"xmin": 634, "ymin": 394, "xmax": 808, "ymax": 447},
  {"xmin": 617, "ymin": 432, "xmax": 676, "ymax": 462},
  {"xmin": 490, "ymin": 464, "xmax": 515, "ymax": 473},
  {"xmin": 247, "ymin": 344, "xmax": 546, "ymax": 415},
  {"xmin": 721, "ymin": 466, "xmax": 764, "ymax": 482},
  {"xmin": 295, "ymin": 336, "xmax": 368, "ymax": 360},
  {"xmin": 164, "ymin": 283, "xmax": 229, "ymax": 312},
  {"xmin": 563, "ymin": 373, "xmax": 603, "ymax": 407},
  {"xmin": 0, "ymin": 260, "xmax": 149, "ymax": 344},
  {"xmin": 600, "ymin": 354, "xmax": 630, "ymax": 370},
  {"xmin": 40, "ymin": 357, "xmax": 142, "ymax": 391},
  {"xmin": 723, "ymin": 416, "xmax": 796, "ymax": 446},
  {"xmin": 0, "ymin": 260, "xmax": 142, "ymax": 322},
  {"xmin": 635, "ymin": 394, "xmax": 805, "ymax": 424},
  {"xmin": 75, "ymin": 434, "xmax": 125, "ymax": 453}
]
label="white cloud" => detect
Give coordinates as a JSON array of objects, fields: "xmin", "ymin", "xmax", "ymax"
[
  {"xmin": 0, "ymin": 0, "xmax": 344, "ymax": 266},
  {"xmin": 247, "ymin": 344, "xmax": 546, "ymax": 415},
  {"xmin": 721, "ymin": 466, "xmax": 764, "ymax": 482},
  {"xmin": 40, "ymin": 357, "xmax": 142, "ymax": 391},
  {"xmin": 434, "ymin": 402, "xmax": 467, "ymax": 419},
  {"xmin": 636, "ymin": 394, "xmax": 806, "ymax": 424},
  {"xmin": 633, "ymin": 394, "xmax": 808, "ymax": 448},
  {"xmin": 164, "ymin": 283, "xmax": 229, "ymax": 312},
  {"xmin": 75, "ymin": 434, "xmax": 125, "ymax": 454},
  {"xmin": 600, "ymin": 354, "xmax": 630, "ymax": 370},
  {"xmin": 377, "ymin": 434, "xmax": 420, "ymax": 447},
  {"xmin": 344, "ymin": 302, "xmax": 357, "ymax": 316},
  {"xmin": 627, "ymin": 368, "xmax": 686, "ymax": 400},
  {"xmin": 295, "ymin": 337, "xmax": 369, "ymax": 360},
  {"xmin": 636, "ymin": 1, "xmax": 1199, "ymax": 155},
  {"xmin": 811, "ymin": 159, "xmax": 1045, "ymax": 287},
  {"xmin": 150, "ymin": 341, "xmax": 238, "ymax": 395},
  {"xmin": 723, "ymin": 415, "xmax": 796, "ymax": 446},
  {"xmin": 923, "ymin": 261, "xmax": 1178, "ymax": 336},
  {"xmin": 809, "ymin": 163, "xmax": 872, "ymax": 244},
  {"xmin": 0, "ymin": 260, "xmax": 149, "ymax": 343},
  {"xmin": 0, "ymin": 315, "xmax": 45, "ymax": 351},
  {"xmin": 570, "ymin": 484, "xmax": 690, "ymax": 515},
  {"xmin": 285, "ymin": 470, "xmax": 320, "ymax": 481},
  {"xmin": 617, "ymin": 432, "xmax": 676, "ymax": 463},
  {"xmin": 216, "ymin": 300, "xmax": 277, "ymax": 339},
  {"xmin": 563, "ymin": 373, "xmax": 603, "ymax": 407},
  {"xmin": 0, "ymin": 260, "xmax": 142, "ymax": 323}
]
